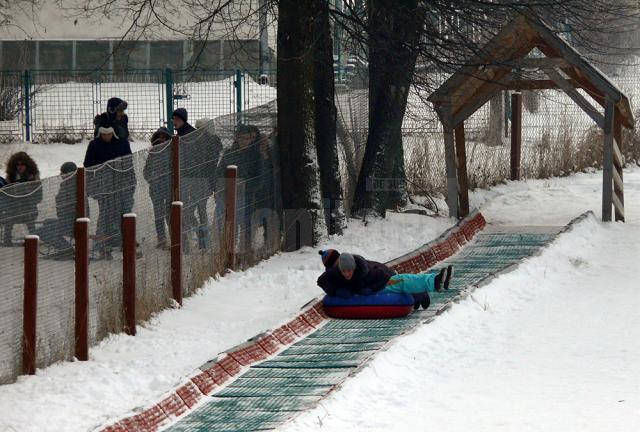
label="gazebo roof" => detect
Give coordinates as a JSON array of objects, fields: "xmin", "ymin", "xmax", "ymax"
[{"xmin": 428, "ymin": 13, "xmax": 635, "ymax": 129}]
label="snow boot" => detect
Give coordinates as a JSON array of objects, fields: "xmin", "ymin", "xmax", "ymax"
[
  {"xmin": 444, "ymin": 264, "xmax": 454, "ymax": 290},
  {"xmin": 434, "ymin": 267, "xmax": 446, "ymax": 292},
  {"xmin": 420, "ymin": 292, "xmax": 431, "ymax": 309}
]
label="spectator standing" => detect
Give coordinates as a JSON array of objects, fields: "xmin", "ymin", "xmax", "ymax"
[
  {"xmin": 144, "ymin": 127, "xmax": 172, "ymax": 249},
  {"xmin": 1, "ymin": 152, "xmax": 42, "ymax": 246},
  {"xmin": 94, "ymin": 97, "xmax": 130, "ymax": 141},
  {"xmin": 34, "ymin": 162, "xmax": 85, "ymax": 259},
  {"xmin": 84, "ymin": 126, "xmax": 135, "ymax": 259}
]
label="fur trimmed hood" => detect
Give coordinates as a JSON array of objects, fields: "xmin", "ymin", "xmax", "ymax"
[{"xmin": 5, "ymin": 151, "xmax": 40, "ymax": 183}]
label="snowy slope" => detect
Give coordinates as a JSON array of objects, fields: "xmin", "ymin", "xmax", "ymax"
[
  {"xmin": 279, "ymin": 168, "xmax": 640, "ymax": 432},
  {"xmin": 0, "ymin": 212, "xmax": 452, "ymax": 432}
]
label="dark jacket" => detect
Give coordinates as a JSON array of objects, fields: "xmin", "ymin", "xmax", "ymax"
[
  {"xmin": 94, "ymin": 113, "xmax": 129, "ymax": 141},
  {"xmin": 84, "ymin": 136, "xmax": 133, "ymax": 168},
  {"xmin": 143, "ymin": 141, "xmax": 172, "ymax": 203},
  {"xmin": 317, "ymin": 255, "xmax": 395, "ymax": 298},
  {"xmin": 176, "ymin": 122, "xmax": 196, "ymax": 137},
  {"xmin": 0, "ymin": 176, "xmax": 7, "ymax": 187},
  {"xmin": 84, "ymin": 137, "xmax": 135, "ymax": 199}
]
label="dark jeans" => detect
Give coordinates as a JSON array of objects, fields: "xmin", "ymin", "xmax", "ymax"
[
  {"xmin": 34, "ymin": 218, "xmax": 73, "ymax": 250},
  {"xmin": 94, "ymin": 191, "xmax": 134, "ymax": 250}
]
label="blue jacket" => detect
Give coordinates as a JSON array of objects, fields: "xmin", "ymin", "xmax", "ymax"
[{"xmin": 84, "ymin": 136, "xmax": 132, "ymax": 168}]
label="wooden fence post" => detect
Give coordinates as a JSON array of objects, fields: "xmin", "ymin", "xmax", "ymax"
[
  {"xmin": 74, "ymin": 218, "xmax": 89, "ymax": 360},
  {"xmin": 223, "ymin": 166, "xmax": 238, "ymax": 270},
  {"xmin": 23, "ymin": 235, "xmax": 39, "ymax": 375},
  {"xmin": 454, "ymin": 122, "xmax": 469, "ymax": 218},
  {"xmin": 122, "ymin": 214, "xmax": 137, "ymax": 335},
  {"xmin": 510, "ymin": 92, "xmax": 522, "ymax": 181},
  {"xmin": 76, "ymin": 167, "xmax": 86, "ymax": 218},
  {"xmin": 171, "ymin": 202, "xmax": 183, "ymax": 306}
]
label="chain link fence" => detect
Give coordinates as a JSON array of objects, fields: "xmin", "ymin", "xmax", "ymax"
[
  {"xmin": 0, "ymin": 104, "xmax": 279, "ymax": 384},
  {"xmin": 0, "ymin": 69, "xmax": 277, "ymax": 144}
]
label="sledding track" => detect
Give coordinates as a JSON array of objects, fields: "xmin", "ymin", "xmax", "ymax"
[{"xmin": 160, "ymin": 224, "xmax": 563, "ymax": 432}]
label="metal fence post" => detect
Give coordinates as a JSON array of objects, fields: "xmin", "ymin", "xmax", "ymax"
[
  {"xmin": 171, "ymin": 135, "xmax": 180, "ymax": 202},
  {"xmin": 122, "ymin": 214, "xmax": 137, "ymax": 336},
  {"xmin": 23, "ymin": 70, "xmax": 31, "ymax": 142},
  {"xmin": 165, "ymin": 68, "xmax": 174, "ymax": 134},
  {"xmin": 74, "ymin": 218, "xmax": 89, "ymax": 361},
  {"xmin": 23, "ymin": 235, "xmax": 39, "ymax": 375},
  {"xmin": 76, "ymin": 167, "xmax": 86, "ymax": 218},
  {"xmin": 235, "ymin": 69, "xmax": 243, "ymax": 123}
]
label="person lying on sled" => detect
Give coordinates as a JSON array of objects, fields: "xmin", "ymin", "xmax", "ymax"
[{"xmin": 317, "ymin": 249, "xmax": 453, "ymax": 309}]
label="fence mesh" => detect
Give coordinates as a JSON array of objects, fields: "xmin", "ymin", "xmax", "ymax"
[
  {"xmin": 0, "ymin": 104, "xmax": 280, "ymax": 384},
  {"xmin": 0, "ymin": 71, "xmax": 24, "ymax": 144}
]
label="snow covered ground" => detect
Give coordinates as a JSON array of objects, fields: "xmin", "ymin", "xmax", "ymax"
[
  {"xmin": 280, "ymin": 167, "xmax": 640, "ymax": 432},
  {"xmin": 1, "ymin": 157, "xmax": 638, "ymax": 431},
  {"xmin": 0, "ymin": 212, "xmax": 452, "ymax": 432}
]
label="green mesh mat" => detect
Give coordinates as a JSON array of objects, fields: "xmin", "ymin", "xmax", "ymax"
[{"xmin": 164, "ymin": 228, "xmax": 559, "ymax": 431}]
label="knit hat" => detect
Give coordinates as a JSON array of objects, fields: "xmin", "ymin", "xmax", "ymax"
[
  {"xmin": 319, "ymin": 249, "xmax": 340, "ymax": 269},
  {"xmin": 60, "ymin": 161, "xmax": 77, "ymax": 175},
  {"xmin": 172, "ymin": 108, "xmax": 188, "ymax": 123},
  {"xmin": 98, "ymin": 126, "xmax": 119, "ymax": 139},
  {"xmin": 338, "ymin": 253, "xmax": 356, "ymax": 272},
  {"xmin": 107, "ymin": 97, "xmax": 127, "ymax": 114},
  {"xmin": 151, "ymin": 127, "xmax": 171, "ymax": 145}
]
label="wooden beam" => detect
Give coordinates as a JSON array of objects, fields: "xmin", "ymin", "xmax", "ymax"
[
  {"xmin": 613, "ymin": 116, "xmax": 624, "ymax": 222},
  {"xmin": 612, "ymin": 139, "xmax": 623, "ymax": 170},
  {"xmin": 602, "ymin": 98, "xmax": 615, "ymax": 222},
  {"xmin": 508, "ymin": 57, "xmax": 570, "ymax": 70},
  {"xmin": 454, "ymin": 122, "xmax": 470, "ymax": 218},
  {"xmin": 547, "ymin": 69, "xmax": 604, "ymax": 128},
  {"xmin": 612, "ymin": 193, "xmax": 625, "ymax": 221},
  {"xmin": 510, "ymin": 92, "xmax": 523, "ymax": 180},
  {"xmin": 444, "ymin": 127, "xmax": 459, "ymax": 219},
  {"xmin": 501, "ymin": 79, "xmax": 582, "ymax": 91}
]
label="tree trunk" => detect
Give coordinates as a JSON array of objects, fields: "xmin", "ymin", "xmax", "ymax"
[
  {"xmin": 352, "ymin": 0, "xmax": 424, "ymax": 217},
  {"xmin": 313, "ymin": 0, "xmax": 345, "ymax": 235},
  {"xmin": 277, "ymin": 0, "xmax": 326, "ymax": 249}
]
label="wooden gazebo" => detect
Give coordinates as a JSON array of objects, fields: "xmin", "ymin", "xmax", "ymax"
[{"xmin": 428, "ymin": 13, "xmax": 633, "ymax": 222}]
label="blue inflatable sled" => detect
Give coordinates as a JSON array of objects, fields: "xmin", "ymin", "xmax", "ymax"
[{"xmin": 323, "ymin": 292, "xmax": 414, "ymax": 319}]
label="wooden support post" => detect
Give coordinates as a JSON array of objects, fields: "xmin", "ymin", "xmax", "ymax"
[
  {"xmin": 454, "ymin": 122, "xmax": 469, "ymax": 218},
  {"xmin": 74, "ymin": 218, "xmax": 89, "ymax": 360},
  {"xmin": 602, "ymin": 98, "xmax": 615, "ymax": 222},
  {"xmin": 171, "ymin": 135, "xmax": 181, "ymax": 202},
  {"xmin": 613, "ymin": 117, "xmax": 625, "ymax": 222},
  {"xmin": 23, "ymin": 235, "xmax": 39, "ymax": 375},
  {"xmin": 443, "ymin": 127, "xmax": 459, "ymax": 219},
  {"xmin": 122, "ymin": 214, "xmax": 137, "ymax": 336},
  {"xmin": 510, "ymin": 92, "xmax": 523, "ymax": 181},
  {"xmin": 76, "ymin": 167, "xmax": 86, "ymax": 218},
  {"xmin": 223, "ymin": 166, "xmax": 238, "ymax": 269},
  {"xmin": 171, "ymin": 202, "xmax": 183, "ymax": 306}
]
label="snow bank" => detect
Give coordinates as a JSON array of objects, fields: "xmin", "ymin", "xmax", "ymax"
[
  {"xmin": 279, "ymin": 210, "xmax": 640, "ymax": 431},
  {"xmin": 0, "ymin": 212, "xmax": 451, "ymax": 432}
]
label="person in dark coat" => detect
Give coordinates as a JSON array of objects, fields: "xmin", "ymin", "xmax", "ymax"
[
  {"xmin": 317, "ymin": 250, "xmax": 394, "ymax": 298},
  {"xmin": 144, "ymin": 127, "xmax": 172, "ymax": 249},
  {"xmin": 179, "ymin": 118, "xmax": 223, "ymax": 250},
  {"xmin": 1, "ymin": 151, "xmax": 42, "ymax": 246},
  {"xmin": 0, "ymin": 176, "xmax": 6, "ymax": 187},
  {"xmin": 317, "ymin": 251, "xmax": 452, "ymax": 309},
  {"xmin": 84, "ymin": 126, "xmax": 135, "ymax": 259},
  {"xmin": 34, "ymin": 162, "xmax": 84, "ymax": 259},
  {"xmin": 172, "ymin": 108, "xmax": 195, "ymax": 137},
  {"xmin": 94, "ymin": 97, "xmax": 129, "ymax": 141},
  {"xmin": 213, "ymin": 124, "xmax": 269, "ymax": 253}
]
